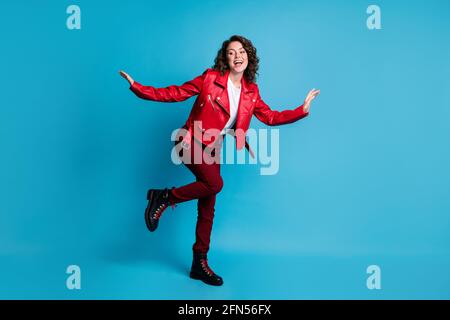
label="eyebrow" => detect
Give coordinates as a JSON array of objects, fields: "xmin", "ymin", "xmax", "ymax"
[{"xmin": 226, "ymin": 47, "xmax": 245, "ymax": 52}]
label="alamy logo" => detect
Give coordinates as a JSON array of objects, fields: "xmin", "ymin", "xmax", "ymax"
[
  {"xmin": 366, "ymin": 5, "xmax": 382, "ymax": 30},
  {"xmin": 66, "ymin": 265, "xmax": 81, "ymax": 290},
  {"xmin": 66, "ymin": 5, "xmax": 81, "ymax": 30},
  {"xmin": 170, "ymin": 125, "xmax": 280, "ymax": 176},
  {"xmin": 366, "ymin": 265, "xmax": 381, "ymax": 290}
]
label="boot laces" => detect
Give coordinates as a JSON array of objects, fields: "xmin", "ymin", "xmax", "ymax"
[
  {"xmin": 153, "ymin": 189, "xmax": 177, "ymax": 220},
  {"xmin": 200, "ymin": 258, "xmax": 215, "ymax": 277},
  {"xmin": 154, "ymin": 203, "xmax": 167, "ymax": 219}
]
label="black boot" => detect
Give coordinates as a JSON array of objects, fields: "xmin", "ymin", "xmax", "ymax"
[
  {"xmin": 189, "ymin": 252, "xmax": 224, "ymax": 286},
  {"xmin": 145, "ymin": 188, "xmax": 174, "ymax": 232}
]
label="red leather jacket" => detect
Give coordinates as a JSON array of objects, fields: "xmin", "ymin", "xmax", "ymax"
[{"xmin": 130, "ymin": 68, "xmax": 309, "ymax": 158}]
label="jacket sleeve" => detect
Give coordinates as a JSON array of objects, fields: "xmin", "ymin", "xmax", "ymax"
[
  {"xmin": 253, "ymin": 91, "xmax": 309, "ymax": 126},
  {"xmin": 129, "ymin": 69, "xmax": 208, "ymax": 102}
]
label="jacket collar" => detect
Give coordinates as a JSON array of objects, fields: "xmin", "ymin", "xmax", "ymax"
[{"xmin": 214, "ymin": 69, "xmax": 255, "ymax": 94}]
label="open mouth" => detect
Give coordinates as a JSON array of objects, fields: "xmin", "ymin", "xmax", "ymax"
[{"xmin": 234, "ymin": 60, "xmax": 243, "ymax": 67}]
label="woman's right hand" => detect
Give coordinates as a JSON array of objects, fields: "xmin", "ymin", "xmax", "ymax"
[{"xmin": 119, "ymin": 70, "xmax": 134, "ymax": 85}]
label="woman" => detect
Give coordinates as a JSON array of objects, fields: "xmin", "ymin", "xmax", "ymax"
[{"xmin": 120, "ymin": 35, "xmax": 320, "ymax": 286}]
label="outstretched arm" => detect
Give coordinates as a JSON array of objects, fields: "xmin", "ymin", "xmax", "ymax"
[
  {"xmin": 253, "ymin": 88, "xmax": 320, "ymax": 125},
  {"xmin": 119, "ymin": 69, "xmax": 207, "ymax": 102}
]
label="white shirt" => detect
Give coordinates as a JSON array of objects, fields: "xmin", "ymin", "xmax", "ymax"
[{"xmin": 221, "ymin": 76, "xmax": 241, "ymax": 135}]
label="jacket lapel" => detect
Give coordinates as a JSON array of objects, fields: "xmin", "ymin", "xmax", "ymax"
[
  {"xmin": 239, "ymin": 75, "xmax": 255, "ymax": 113},
  {"xmin": 213, "ymin": 69, "xmax": 256, "ymax": 117},
  {"xmin": 213, "ymin": 70, "xmax": 230, "ymax": 115}
]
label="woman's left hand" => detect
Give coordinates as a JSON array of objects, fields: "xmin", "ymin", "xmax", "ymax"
[{"xmin": 303, "ymin": 88, "xmax": 320, "ymax": 113}]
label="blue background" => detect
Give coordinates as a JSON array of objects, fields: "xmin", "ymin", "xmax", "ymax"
[{"xmin": 1, "ymin": 0, "xmax": 449, "ymax": 299}]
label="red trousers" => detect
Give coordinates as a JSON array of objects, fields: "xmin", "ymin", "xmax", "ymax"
[{"xmin": 169, "ymin": 134, "xmax": 223, "ymax": 254}]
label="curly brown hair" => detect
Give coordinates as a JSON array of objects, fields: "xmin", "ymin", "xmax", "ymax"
[{"xmin": 212, "ymin": 35, "xmax": 260, "ymax": 83}]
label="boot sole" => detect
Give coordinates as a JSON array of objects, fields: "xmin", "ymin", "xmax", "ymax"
[
  {"xmin": 144, "ymin": 190, "xmax": 157, "ymax": 232},
  {"xmin": 189, "ymin": 272, "xmax": 224, "ymax": 286}
]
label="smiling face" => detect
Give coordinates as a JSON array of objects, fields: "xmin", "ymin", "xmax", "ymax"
[{"xmin": 226, "ymin": 41, "xmax": 248, "ymax": 74}]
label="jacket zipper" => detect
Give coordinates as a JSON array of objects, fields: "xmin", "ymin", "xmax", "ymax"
[
  {"xmin": 212, "ymin": 94, "xmax": 228, "ymax": 113},
  {"xmin": 208, "ymin": 94, "xmax": 217, "ymax": 112},
  {"xmin": 215, "ymin": 97, "xmax": 225, "ymax": 110}
]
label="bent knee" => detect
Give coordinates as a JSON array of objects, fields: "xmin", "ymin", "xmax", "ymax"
[{"xmin": 207, "ymin": 175, "xmax": 223, "ymax": 194}]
